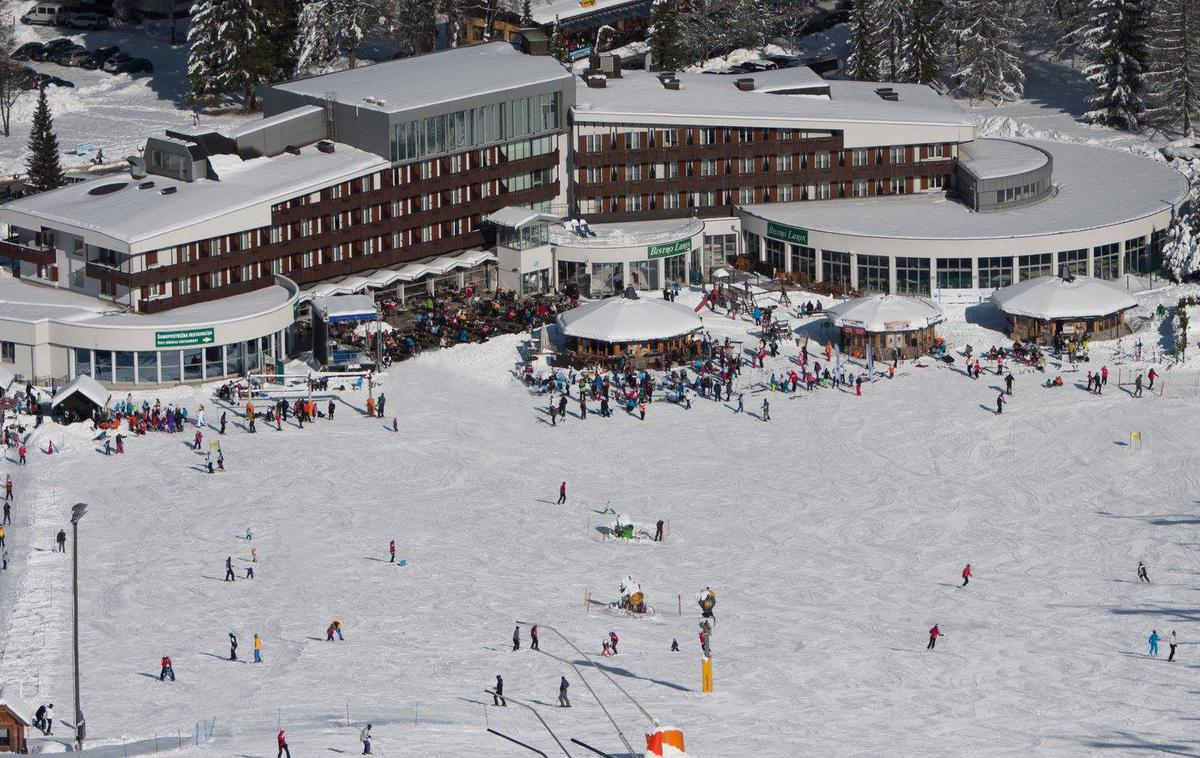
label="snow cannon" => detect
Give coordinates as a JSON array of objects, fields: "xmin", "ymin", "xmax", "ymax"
[
  {"xmin": 615, "ymin": 514, "xmax": 634, "ymax": 539},
  {"xmin": 697, "ymin": 588, "xmax": 716, "ymax": 617},
  {"xmin": 645, "ymin": 726, "xmax": 687, "ymax": 757}
]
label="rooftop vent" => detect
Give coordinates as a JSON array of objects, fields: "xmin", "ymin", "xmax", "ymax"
[
  {"xmin": 138, "ymin": 180, "xmax": 155, "ymax": 189},
  {"xmin": 735, "ymin": 77, "xmax": 755, "ymax": 91},
  {"xmin": 362, "ymin": 95, "xmax": 388, "ymax": 106},
  {"xmin": 316, "ymin": 140, "xmax": 336, "ymax": 154},
  {"xmin": 585, "ymin": 75, "xmax": 607, "ymax": 89},
  {"xmin": 874, "ymin": 87, "xmax": 899, "ymax": 101},
  {"xmin": 663, "ymin": 79, "xmax": 680, "ymax": 90},
  {"xmin": 657, "ymin": 72, "xmax": 680, "ymax": 90},
  {"xmin": 160, "ymin": 186, "xmax": 177, "ymax": 195},
  {"xmin": 87, "ymin": 182, "xmax": 127, "ymax": 196},
  {"xmin": 284, "ymin": 144, "xmax": 301, "ymax": 155}
]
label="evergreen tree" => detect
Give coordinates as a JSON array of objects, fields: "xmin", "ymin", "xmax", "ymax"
[
  {"xmin": 549, "ymin": 17, "xmax": 568, "ymax": 61},
  {"xmin": 1082, "ymin": 0, "xmax": 1149, "ymax": 130},
  {"xmin": 186, "ymin": 0, "xmax": 222, "ymax": 108},
  {"xmin": 259, "ymin": 0, "xmax": 301, "ymax": 81},
  {"xmin": 1145, "ymin": 0, "xmax": 1200, "ymax": 136},
  {"xmin": 849, "ymin": 0, "xmax": 883, "ymax": 81},
  {"xmin": 649, "ymin": 0, "xmax": 683, "ymax": 71},
  {"xmin": 24, "ymin": 87, "xmax": 64, "ymax": 195},
  {"xmin": 393, "ymin": 0, "xmax": 437, "ymax": 58},
  {"xmin": 950, "ymin": 0, "xmax": 1026, "ymax": 102},
  {"xmin": 219, "ymin": 0, "xmax": 267, "ymax": 109},
  {"xmin": 902, "ymin": 0, "xmax": 941, "ymax": 83},
  {"xmin": 878, "ymin": 0, "xmax": 909, "ymax": 81},
  {"xmin": 520, "ymin": 0, "xmax": 534, "ymax": 26},
  {"xmin": 294, "ymin": 0, "xmax": 396, "ymax": 71}
]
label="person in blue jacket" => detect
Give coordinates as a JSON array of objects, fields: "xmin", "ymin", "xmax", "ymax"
[{"xmin": 1149, "ymin": 629, "xmax": 1160, "ymax": 656}]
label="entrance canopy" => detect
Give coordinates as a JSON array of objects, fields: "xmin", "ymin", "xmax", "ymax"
[
  {"xmin": 311, "ymin": 294, "xmax": 379, "ymax": 323},
  {"xmin": 826, "ymin": 295, "xmax": 944, "ymax": 332}
]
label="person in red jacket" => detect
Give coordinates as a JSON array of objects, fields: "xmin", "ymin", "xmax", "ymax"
[
  {"xmin": 961, "ymin": 564, "xmax": 972, "ymax": 587},
  {"xmin": 608, "ymin": 631, "xmax": 619, "ymax": 654},
  {"xmin": 557, "ymin": 481, "xmax": 567, "ymax": 505},
  {"xmin": 277, "ymin": 728, "xmax": 291, "ymax": 758},
  {"xmin": 159, "ymin": 656, "xmax": 175, "ymax": 681},
  {"xmin": 1148, "ymin": 367, "xmax": 1158, "ymax": 390},
  {"xmin": 388, "ymin": 539, "xmax": 395, "ymax": 563},
  {"xmin": 927, "ymin": 624, "xmax": 942, "ymax": 650}
]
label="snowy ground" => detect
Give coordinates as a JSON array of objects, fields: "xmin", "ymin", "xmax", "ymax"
[{"xmin": 3, "ymin": 286, "xmax": 1200, "ymax": 755}]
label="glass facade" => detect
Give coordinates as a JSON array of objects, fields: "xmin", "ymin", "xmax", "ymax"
[
  {"xmin": 391, "ymin": 92, "xmax": 563, "ymax": 162},
  {"xmin": 1094, "ymin": 242, "xmax": 1120, "ymax": 280},
  {"xmin": 628, "ymin": 260, "xmax": 659, "ymax": 290},
  {"xmin": 857, "ymin": 254, "xmax": 889, "ymax": 293},
  {"xmin": 790, "ymin": 245, "xmax": 816, "ymax": 280},
  {"xmin": 1018, "ymin": 253, "xmax": 1052, "ymax": 281},
  {"xmin": 895, "ymin": 257, "xmax": 930, "ymax": 295},
  {"xmin": 71, "ymin": 330, "xmax": 286, "ymax": 385},
  {"xmin": 765, "ymin": 238, "xmax": 786, "ymax": 272},
  {"xmin": 978, "ymin": 257, "xmax": 1013, "ymax": 289},
  {"xmin": 115, "ymin": 351, "xmax": 135, "ymax": 384},
  {"xmin": 664, "ymin": 254, "xmax": 686, "ymax": 284},
  {"xmin": 822, "ymin": 251, "xmax": 851, "ymax": 287},
  {"xmin": 1124, "ymin": 236, "xmax": 1150, "ymax": 275},
  {"xmin": 1058, "ymin": 249, "xmax": 1087, "ymax": 277},
  {"xmin": 936, "ymin": 258, "xmax": 972, "ymax": 290}
]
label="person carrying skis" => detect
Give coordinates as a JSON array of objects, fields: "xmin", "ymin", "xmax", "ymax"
[
  {"xmin": 961, "ymin": 564, "xmax": 972, "ymax": 587},
  {"xmin": 512, "ymin": 624, "xmax": 521, "ymax": 651},
  {"xmin": 557, "ymin": 481, "xmax": 567, "ymax": 505},
  {"xmin": 225, "ymin": 556, "xmax": 236, "ymax": 581},
  {"xmin": 360, "ymin": 723, "xmax": 372, "ymax": 755},
  {"xmin": 558, "ymin": 676, "xmax": 571, "ymax": 707},
  {"xmin": 1138, "ymin": 561, "xmax": 1150, "ymax": 583},
  {"xmin": 160, "ymin": 655, "xmax": 175, "ymax": 681},
  {"xmin": 493, "ymin": 675, "xmax": 506, "ymax": 706},
  {"xmin": 927, "ymin": 624, "xmax": 942, "ymax": 650},
  {"xmin": 277, "ymin": 728, "xmax": 291, "ymax": 758},
  {"xmin": 1149, "ymin": 628, "xmax": 1161, "ymax": 656}
]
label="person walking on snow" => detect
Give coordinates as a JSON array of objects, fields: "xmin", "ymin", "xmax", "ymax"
[
  {"xmin": 927, "ymin": 624, "xmax": 942, "ymax": 650},
  {"xmin": 558, "ymin": 676, "xmax": 571, "ymax": 707},
  {"xmin": 160, "ymin": 655, "xmax": 175, "ymax": 681},
  {"xmin": 1138, "ymin": 561, "xmax": 1150, "ymax": 583},
  {"xmin": 493, "ymin": 675, "xmax": 506, "ymax": 706},
  {"xmin": 56, "ymin": 529, "xmax": 66, "ymax": 553},
  {"xmin": 557, "ymin": 481, "xmax": 567, "ymax": 505},
  {"xmin": 389, "ymin": 540, "xmax": 396, "ymax": 563},
  {"xmin": 1149, "ymin": 629, "xmax": 1160, "ymax": 656},
  {"xmin": 609, "ymin": 631, "xmax": 619, "ymax": 654},
  {"xmin": 3, "ymin": 502, "xmax": 10, "ymax": 525},
  {"xmin": 219, "ymin": 411, "xmax": 227, "ymax": 435},
  {"xmin": 277, "ymin": 728, "xmax": 291, "ymax": 758},
  {"xmin": 194, "ymin": 430, "xmax": 203, "ymax": 450},
  {"xmin": 1148, "ymin": 368, "xmax": 1157, "ymax": 390},
  {"xmin": 512, "ymin": 625, "xmax": 521, "ymax": 651},
  {"xmin": 225, "ymin": 556, "xmax": 236, "ymax": 581},
  {"xmin": 761, "ymin": 399, "xmax": 770, "ymax": 422},
  {"xmin": 253, "ymin": 633, "xmax": 262, "ymax": 662},
  {"xmin": 1134, "ymin": 374, "xmax": 1144, "ymax": 398},
  {"xmin": 229, "ymin": 632, "xmax": 238, "ymax": 661},
  {"xmin": 360, "ymin": 723, "xmax": 372, "ymax": 754},
  {"xmin": 1169, "ymin": 630, "xmax": 1178, "ymax": 662},
  {"xmin": 961, "ymin": 564, "xmax": 972, "ymax": 587},
  {"xmin": 655, "ymin": 519, "xmax": 664, "ymax": 542},
  {"xmin": 327, "ymin": 623, "xmax": 337, "ymax": 641},
  {"xmin": 996, "ymin": 392, "xmax": 1005, "ymax": 414},
  {"xmin": 5, "ymin": 474, "xmax": 12, "ymax": 501},
  {"xmin": 1005, "ymin": 373, "xmax": 1014, "ymax": 396},
  {"xmin": 530, "ymin": 625, "xmax": 539, "ymax": 651}
]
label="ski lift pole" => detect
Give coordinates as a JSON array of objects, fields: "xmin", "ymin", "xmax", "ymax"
[{"xmin": 484, "ymin": 690, "xmax": 571, "ymax": 757}]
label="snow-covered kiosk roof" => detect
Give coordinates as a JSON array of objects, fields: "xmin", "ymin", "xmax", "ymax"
[
  {"xmin": 556, "ymin": 295, "xmax": 701, "ymax": 343},
  {"xmin": 51, "ymin": 374, "xmax": 111, "ymax": 412},
  {"xmin": 0, "ymin": 687, "xmax": 33, "ymax": 726},
  {"xmin": 991, "ymin": 275, "xmax": 1137, "ymax": 320},
  {"xmin": 826, "ymin": 295, "xmax": 945, "ymax": 332}
]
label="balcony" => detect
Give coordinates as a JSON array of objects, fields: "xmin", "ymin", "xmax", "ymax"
[
  {"xmin": 0, "ymin": 237, "xmax": 55, "ymax": 266},
  {"xmin": 548, "ymin": 216, "xmax": 705, "ymax": 250}
]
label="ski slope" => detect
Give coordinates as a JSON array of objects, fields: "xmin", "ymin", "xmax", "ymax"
[{"xmin": 2, "ymin": 288, "xmax": 1200, "ymax": 756}]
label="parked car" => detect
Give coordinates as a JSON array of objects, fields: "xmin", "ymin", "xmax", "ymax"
[
  {"xmin": 20, "ymin": 1, "xmax": 68, "ymax": 25},
  {"xmin": 49, "ymin": 44, "xmax": 87, "ymax": 65},
  {"xmin": 33, "ymin": 38, "xmax": 75, "ymax": 61},
  {"xmin": 102, "ymin": 52, "xmax": 132, "ymax": 72},
  {"xmin": 763, "ymin": 54, "xmax": 803, "ymax": 68},
  {"xmin": 733, "ymin": 60, "xmax": 778, "ymax": 73},
  {"xmin": 59, "ymin": 48, "xmax": 91, "ymax": 67},
  {"xmin": 66, "ymin": 12, "xmax": 109, "ymax": 30},
  {"xmin": 12, "ymin": 42, "xmax": 45, "ymax": 61},
  {"xmin": 47, "ymin": 75, "xmax": 74, "ymax": 88},
  {"xmin": 82, "ymin": 46, "xmax": 120, "ymax": 70},
  {"xmin": 111, "ymin": 57, "xmax": 153, "ymax": 75}
]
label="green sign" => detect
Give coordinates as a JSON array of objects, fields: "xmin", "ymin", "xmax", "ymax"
[
  {"xmin": 766, "ymin": 221, "xmax": 809, "ymax": 245},
  {"xmin": 155, "ymin": 327, "xmax": 215, "ymax": 348},
  {"xmin": 647, "ymin": 238, "xmax": 692, "ymax": 260}
]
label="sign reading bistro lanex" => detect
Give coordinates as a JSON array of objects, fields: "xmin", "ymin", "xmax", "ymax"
[
  {"xmin": 155, "ymin": 327, "xmax": 215, "ymax": 348},
  {"xmin": 647, "ymin": 238, "xmax": 692, "ymax": 260},
  {"xmin": 766, "ymin": 221, "xmax": 809, "ymax": 245}
]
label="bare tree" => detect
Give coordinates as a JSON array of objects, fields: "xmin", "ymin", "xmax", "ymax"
[{"xmin": 0, "ymin": 25, "xmax": 26, "ymax": 138}]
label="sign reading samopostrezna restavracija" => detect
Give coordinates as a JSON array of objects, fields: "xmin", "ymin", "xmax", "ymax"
[
  {"xmin": 155, "ymin": 327, "xmax": 215, "ymax": 348},
  {"xmin": 766, "ymin": 221, "xmax": 809, "ymax": 245},
  {"xmin": 647, "ymin": 238, "xmax": 692, "ymax": 260}
]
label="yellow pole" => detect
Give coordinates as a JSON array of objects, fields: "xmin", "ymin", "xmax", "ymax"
[{"xmin": 701, "ymin": 656, "xmax": 713, "ymax": 693}]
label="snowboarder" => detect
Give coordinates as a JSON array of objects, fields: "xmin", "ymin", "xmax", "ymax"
[
  {"xmin": 961, "ymin": 564, "xmax": 972, "ymax": 587},
  {"xmin": 360, "ymin": 723, "xmax": 372, "ymax": 754},
  {"xmin": 277, "ymin": 728, "xmax": 291, "ymax": 758},
  {"xmin": 55, "ymin": 529, "xmax": 66, "ymax": 553},
  {"xmin": 389, "ymin": 540, "xmax": 396, "ymax": 563},
  {"xmin": 160, "ymin": 655, "xmax": 175, "ymax": 681},
  {"xmin": 927, "ymin": 624, "xmax": 941, "ymax": 650},
  {"xmin": 1005, "ymin": 373, "xmax": 1014, "ymax": 396},
  {"xmin": 229, "ymin": 633, "xmax": 238, "ymax": 661},
  {"xmin": 995, "ymin": 392, "xmax": 1005, "ymax": 414},
  {"xmin": 558, "ymin": 676, "xmax": 571, "ymax": 707},
  {"xmin": 1150, "ymin": 628, "xmax": 1160, "ymax": 656},
  {"xmin": 512, "ymin": 625, "xmax": 520, "ymax": 651},
  {"xmin": 655, "ymin": 519, "xmax": 664, "ymax": 542},
  {"xmin": 557, "ymin": 481, "xmax": 567, "ymax": 505},
  {"xmin": 254, "ymin": 633, "xmax": 262, "ymax": 662},
  {"xmin": 1138, "ymin": 561, "xmax": 1150, "ymax": 583},
  {"xmin": 225, "ymin": 556, "xmax": 236, "ymax": 581},
  {"xmin": 493, "ymin": 675, "xmax": 506, "ymax": 706},
  {"xmin": 530, "ymin": 625, "xmax": 539, "ymax": 651},
  {"xmin": 609, "ymin": 631, "xmax": 619, "ymax": 654},
  {"xmin": 761, "ymin": 398, "xmax": 770, "ymax": 422}
]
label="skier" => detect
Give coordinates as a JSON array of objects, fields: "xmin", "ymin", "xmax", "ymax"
[
  {"xmin": 3, "ymin": 502, "xmax": 10, "ymax": 525},
  {"xmin": 609, "ymin": 631, "xmax": 619, "ymax": 654},
  {"xmin": 219, "ymin": 411, "xmax": 227, "ymax": 435},
  {"xmin": 1168, "ymin": 630, "xmax": 1179, "ymax": 661},
  {"xmin": 557, "ymin": 481, "xmax": 567, "ymax": 505},
  {"xmin": 4, "ymin": 474, "xmax": 11, "ymax": 501},
  {"xmin": 530, "ymin": 624, "xmax": 539, "ymax": 651},
  {"xmin": 927, "ymin": 624, "xmax": 941, "ymax": 650},
  {"xmin": 736, "ymin": 393, "xmax": 744, "ymax": 413},
  {"xmin": 56, "ymin": 529, "xmax": 66, "ymax": 553},
  {"xmin": 493, "ymin": 675, "xmax": 506, "ymax": 706},
  {"xmin": 671, "ymin": 639, "xmax": 680, "ymax": 652},
  {"xmin": 1134, "ymin": 374, "xmax": 1144, "ymax": 398},
  {"xmin": 761, "ymin": 398, "xmax": 770, "ymax": 422},
  {"xmin": 961, "ymin": 564, "xmax": 972, "ymax": 587},
  {"xmin": 277, "ymin": 728, "xmax": 291, "ymax": 758},
  {"xmin": 1004, "ymin": 373, "xmax": 1014, "ymax": 396},
  {"xmin": 1138, "ymin": 561, "xmax": 1150, "ymax": 583},
  {"xmin": 229, "ymin": 632, "xmax": 238, "ymax": 661},
  {"xmin": 160, "ymin": 655, "xmax": 175, "ymax": 681},
  {"xmin": 995, "ymin": 392, "xmax": 1005, "ymax": 414},
  {"xmin": 558, "ymin": 676, "xmax": 571, "ymax": 707},
  {"xmin": 360, "ymin": 723, "xmax": 372, "ymax": 755},
  {"xmin": 254, "ymin": 633, "xmax": 263, "ymax": 662},
  {"xmin": 1148, "ymin": 367, "xmax": 1157, "ymax": 390},
  {"xmin": 225, "ymin": 556, "xmax": 236, "ymax": 582},
  {"xmin": 655, "ymin": 519, "xmax": 664, "ymax": 542},
  {"xmin": 1149, "ymin": 628, "xmax": 1160, "ymax": 656},
  {"xmin": 512, "ymin": 624, "xmax": 520, "ymax": 651},
  {"xmin": 245, "ymin": 565, "xmax": 254, "ymax": 579},
  {"xmin": 389, "ymin": 539, "xmax": 396, "ymax": 563}
]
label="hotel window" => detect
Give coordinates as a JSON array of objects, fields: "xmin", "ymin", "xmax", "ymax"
[
  {"xmin": 777, "ymin": 185, "xmax": 793, "ymax": 202},
  {"xmin": 1124, "ymin": 236, "xmax": 1150, "ymax": 274},
  {"xmin": 700, "ymin": 159, "xmax": 718, "ymax": 176},
  {"xmin": 627, "ymin": 164, "xmax": 642, "ymax": 180},
  {"xmin": 853, "ymin": 179, "xmax": 869, "ymax": 197},
  {"xmin": 765, "ymin": 238, "xmax": 785, "ymax": 270},
  {"xmin": 936, "ymin": 258, "xmax": 972, "ymax": 289},
  {"xmin": 816, "ymin": 182, "xmax": 831, "ymax": 199},
  {"xmin": 930, "ymin": 143, "xmax": 945, "ymax": 158},
  {"xmin": 851, "ymin": 148, "xmax": 869, "ymax": 167},
  {"xmin": 738, "ymin": 187, "xmax": 755, "ymax": 203},
  {"xmin": 586, "ymin": 166, "xmax": 603, "ymax": 183},
  {"xmin": 738, "ymin": 157, "xmax": 753, "ymax": 174},
  {"xmin": 662, "ymin": 193, "xmax": 680, "ymax": 210},
  {"xmin": 1059, "ymin": 248, "xmax": 1088, "ymax": 277},
  {"xmin": 1018, "ymin": 253, "xmax": 1053, "ymax": 281},
  {"xmin": 585, "ymin": 134, "xmax": 603, "ymax": 152},
  {"xmin": 814, "ymin": 151, "xmax": 831, "ymax": 169},
  {"xmin": 890, "ymin": 146, "xmax": 905, "ymax": 163},
  {"xmin": 269, "ymin": 226, "xmax": 282, "ymax": 244},
  {"xmin": 978, "ymin": 256, "xmax": 1013, "ymax": 289},
  {"xmin": 1094, "ymin": 242, "xmax": 1120, "ymax": 279},
  {"xmin": 663, "ymin": 162, "xmax": 679, "ymax": 178},
  {"xmin": 778, "ymin": 129, "xmax": 793, "ymax": 140},
  {"xmin": 627, "ymin": 131, "xmax": 641, "ymax": 149},
  {"xmin": 240, "ymin": 232, "xmax": 252, "ymax": 249},
  {"xmin": 895, "ymin": 256, "xmax": 931, "ymax": 295},
  {"xmin": 889, "ymin": 177, "xmax": 907, "ymax": 195},
  {"xmin": 778, "ymin": 154, "xmax": 793, "ymax": 171},
  {"xmin": 422, "ymin": 226, "xmax": 433, "ymax": 242},
  {"xmin": 627, "ymin": 195, "xmax": 642, "ymax": 211},
  {"xmin": 929, "ymin": 174, "xmax": 945, "ymax": 190},
  {"xmin": 739, "ymin": 128, "xmax": 754, "ymax": 143},
  {"xmin": 699, "ymin": 128, "xmax": 716, "ymax": 145},
  {"xmin": 858, "ymin": 254, "xmax": 889, "ymax": 294},
  {"xmin": 300, "ymin": 252, "xmax": 313, "ymax": 268},
  {"xmin": 790, "ymin": 244, "xmax": 816, "ymax": 279},
  {"xmin": 822, "ymin": 250, "xmax": 851, "ymax": 287},
  {"xmin": 661, "ymin": 129, "xmax": 678, "ymax": 147}
]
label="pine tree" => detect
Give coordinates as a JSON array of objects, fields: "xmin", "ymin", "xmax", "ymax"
[
  {"xmin": 950, "ymin": 0, "xmax": 1026, "ymax": 102},
  {"xmin": 649, "ymin": 0, "xmax": 683, "ymax": 72},
  {"xmin": 219, "ymin": 0, "xmax": 266, "ymax": 109},
  {"xmin": 520, "ymin": 0, "xmax": 534, "ymax": 26},
  {"xmin": 902, "ymin": 0, "xmax": 941, "ymax": 83},
  {"xmin": 549, "ymin": 17, "xmax": 568, "ymax": 61},
  {"xmin": 1082, "ymin": 0, "xmax": 1149, "ymax": 130},
  {"xmin": 1145, "ymin": 0, "xmax": 1200, "ymax": 136},
  {"xmin": 25, "ymin": 87, "xmax": 64, "ymax": 195},
  {"xmin": 848, "ymin": 0, "xmax": 883, "ymax": 81},
  {"xmin": 393, "ymin": 0, "xmax": 436, "ymax": 58},
  {"xmin": 186, "ymin": 0, "xmax": 222, "ymax": 108},
  {"xmin": 294, "ymin": 0, "xmax": 395, "ymax": 71},
  {"xmin": 258, "ymin": 0, "xmax": 301, "ymax": 81},
  {"xmin": 878, "ymin": 0, "xmax": 909, "ymax": 81}
]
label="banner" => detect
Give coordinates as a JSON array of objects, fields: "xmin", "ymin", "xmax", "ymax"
[
  {"xmin": 766, "ymin": 221, "xmax": 808, "ymax": 245},
  {"xmin": 155, "ymin": 328, "xmax": 214, "ymax": 348},
  {"xmin": 647, "ymin": 238, "xmax": 692, "ymax": 260}
]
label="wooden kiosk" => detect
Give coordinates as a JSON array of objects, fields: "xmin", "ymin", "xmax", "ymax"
[
  {"xmin": 991, "ymin": 274, "xmax": 1137, "ymax": 345},
  {"xmin": 555, "ymin": 289, "xmax": 702, "ymax": 366},
  {"xmin": 825, "ymin": 295, "xmax": 945, "ymax": 360}
]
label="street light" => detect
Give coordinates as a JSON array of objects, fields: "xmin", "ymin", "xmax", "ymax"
[{"xmin": 70, "ymin": 502, "xmax": 87, "ymax": 754}]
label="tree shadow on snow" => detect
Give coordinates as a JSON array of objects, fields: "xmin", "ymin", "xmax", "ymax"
[
  {"xmin": 1077, "ymin": 729, "xmax": 1200, "ymax": 755},
  {"xmin": 572, "ymin": 659, "xmax": 691, "ymax": 692}
]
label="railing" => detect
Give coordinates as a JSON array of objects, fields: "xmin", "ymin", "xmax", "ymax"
[
  {"xmin": 548, "ymin": 217, "xmax": 704, "ymax": 249},
  {"xmin": 0, "ymin": 237, "xmax": 55, "ymax": 266}
]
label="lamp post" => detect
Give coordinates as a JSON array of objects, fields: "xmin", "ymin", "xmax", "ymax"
[{"xmin": 70, "ymin": 502, "xmax": 87, "ymax": 754}]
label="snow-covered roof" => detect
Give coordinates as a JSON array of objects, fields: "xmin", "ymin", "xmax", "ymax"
[
  {"xmin": 224, "ymin": 105, "xmax": 324, "ymax": 140},
  {"xmin": 959, "ymin": 139, "xmax": 1050, "ymax": 180},
  {"xmin": 0, "ymin": 687, "xmax": 34, "ymax": 726},
  {"xmin": 51, "ymin": 374, "xmax": 111, "ymax": 410},
  {"xmin": 991, "ymin": 275, "xmax": 1137, "ymax": 320},
  {"xmin": 269, "ymin": 43, "xmax": 573, "ymax": 115},
  {"xmin": 0, "ymin": 364, "xmax": 15, "ymax": 390},
  {"xmin": 740, "ymin": 140, "xmax": 1188, "ymax": 239},
  {"xmin": 312, "ymin": 294, "xmax": 378, "ymax": 323},
  {"xmin": 529, "ymin": 0, "xmax": 647, "ymax": 25},
  {"xmin": 826, "ymin": 295, "xmax": 944, "ymax": 332},
  {"xmin": 549, "ymin": 217, "xmax": 704, "ymax": 249},
  {"xmin": 572, "ymin": 68, "xmax": 974, "ymax": 142},
  {"xmin": 556, "ymin": 295, "xmax": 701, "ymax": 342},
  {"xmin": 0, "ymin": 143, "xmax": 388, "ymax": 254},
  {"xmin": 486, "ymin": 206, "xmax": 561, "ymax": 228}
]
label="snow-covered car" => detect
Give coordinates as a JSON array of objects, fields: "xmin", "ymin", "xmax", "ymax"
[
  {"xmin": 82, "ymin": 46, "xmax": 120, "ymax": 70},
  {"xmin": 101, "ymin": 52, "xmax": 132, "ymax": 72},
  {"xmin": 12, "ymin": 42, "xmax": 44, "ymax": 61},
  {"xmin": 47, "ymin": 75, "xmax": 74, "ymax": 88},
  {"xmin": 66, "ymin": 12, "xmax": 109, "ymax": 30},
  {"xmin": 33, "ymin": 38, "xmax": 74, "ymax": 61},
  {"xmin": 733, "ymin": 60, "xmax": 778, "ymax": 73},
  {"xmin": 49, "ymin": 44, "xmax": 87, "ymax": 65},
  {"xmin": 111, "ymin": 57, "xmax": 152, "ymax": 75}
]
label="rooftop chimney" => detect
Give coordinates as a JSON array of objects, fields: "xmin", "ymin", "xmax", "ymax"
[{"xmin": 735, "ymin": 78, "xmax": 755, "ymax": 91}]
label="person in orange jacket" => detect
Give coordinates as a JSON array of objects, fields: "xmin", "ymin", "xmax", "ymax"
[
  {"xmin": 366, "ymin": 396, "xmax": 376, "ymax": 417},
  {"xmin": 245, "ymin": 402, "xmax": 256, "ymax": 433}
]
